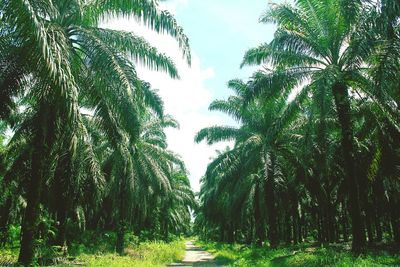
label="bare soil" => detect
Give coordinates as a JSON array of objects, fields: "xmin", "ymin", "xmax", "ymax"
[{"xmin": 167, "ymin": 241, "xmax": 220, "ymax": 267}]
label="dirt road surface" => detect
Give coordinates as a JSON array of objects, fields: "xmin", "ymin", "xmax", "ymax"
[{"xmin": 167, "ymin": 241, "xmax": 220, "ymax": 267}]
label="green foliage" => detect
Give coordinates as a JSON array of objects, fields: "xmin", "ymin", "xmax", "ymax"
[
  {"xmin": 195, "ymin": 0, "xmax": 400, "ymax": 254},
  {"xmin": 1, "ymin": 0, "xmax": 400, "ymax": 264},
  {"xmin": 0, "ymin": 247, "xmax": 19, "ymax": 266},
  {"xmin": 0, "ymin": 236, "xmax": 185, "ymax": 267},
  {"xmin": 68, "ymin": 231, "xmax": 117, "ymax": 255},
  {"xmin": 6, "ymin": 225, "xmax": 20, "ymax": 247},
  {"xmin": 197, "ymin": 241, "xmax": 400, "ymax": 267},
  {"xmin": 0, "ymin": 0, "xmax": 194, "ymax": 264},
  {"xmin": 68, "ymin": 238, "xmax": 185, "ymax": 267}
]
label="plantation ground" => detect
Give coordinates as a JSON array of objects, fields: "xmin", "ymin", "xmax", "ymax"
[
  {"xmin": 168, "ymin": 241, "xmax": 219, "ymax": 266},
  {"xmin": 196, "ymin": 241, "xmax": 400, "ymax": 267},
  {"xmin": 1, "ymin": 238, "xmax": 400, "ymax": 266},
  {"xmin": 0, "ymin": 238, "xmax": 186, "ymax": 266}
]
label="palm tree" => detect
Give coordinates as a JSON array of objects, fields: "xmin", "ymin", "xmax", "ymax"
[
  {"xmin": 240, "ymin": 0, "xmax": 373, "ymax": 252},
  {"xmin": 196, "ymin": 79, "xmax": 297, "ymax": 247},
  {"xmin": 114, "ymin": 111, "xmax": 184, "ymax": 254},
  {"xmin": 87, "ymin": 97, "xmax": 190, "ymax": 254},
  {"xmin": 198, "ymin": 145, "xmax": 266, "ymax": 244},
  {"xmin": 1, "ymin": 0, "xmax": 191, "ymax": 264},
  {"xmin": 160, "ymin": 169, "xmax": 196, "ymax": 240}
]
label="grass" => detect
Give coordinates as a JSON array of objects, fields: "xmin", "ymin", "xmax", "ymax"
[
  {"xmin": 196, "ymin": 240, "xmax": 400, "ymax": 267},
  {"xmin": 67, "ymin": 240, "xmax": 185, "ymax": 267},
  {"xmin": 0, "ymin": 234, "xmax": 186, "ymax": 266},
  {"xmin": 0, "ymin": 247, "xmax": 19, "ymax": 266}
]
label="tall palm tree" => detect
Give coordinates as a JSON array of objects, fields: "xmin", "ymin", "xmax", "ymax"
[
  {"xmin": 160, "ymin": 169, "xmax": 196, "ymax": 240},
  {"xmin": 115, "ymin": 111, "xmax": 184, "ymax": 254},
  {"xmin": 198, "ymin": 145, "xmax": 265, "ymax": 244},
  {"xmin": 241, "ymin": 0, "xmax": 372, "ymax": 252},
  {"xmin": 88, "ymin": 98, "xmax": 190, "ymax": 254},
  {"xmin": 1, "ymin": 0, "xmax": 191, "ymax": 264},
  {"xmin": 196, "ymin": 79, "xmax": 297, "ymax": 247}
]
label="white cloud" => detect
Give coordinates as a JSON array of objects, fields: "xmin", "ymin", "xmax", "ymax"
[
  {"xmin": 102, "ymin": 2, "xmax": 232, "ymax": 192},
  {"xmin": 136, "ymin": 49, "xmax": 232, "ymax": 193},
  {"xmin": 159, "ymin": 0, "xmax": 189, "ymax": 14}
]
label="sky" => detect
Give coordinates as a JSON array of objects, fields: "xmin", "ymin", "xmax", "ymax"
[{"xmin": 104, "ymin": 0, "xmax": 279, "ymax": 192}]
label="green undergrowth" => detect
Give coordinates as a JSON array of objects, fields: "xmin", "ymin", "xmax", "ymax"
[
  {"xmin": 68, "ymin": 240, "xmax": 185, "ymax": 267},
  {"xmin": 196, "ymin": 241, "xmax": 400, "ymax": 267},
  {"xmin": 0, "ymin": 232, "xmax": 186, "ymax": 266},
  {"xmin": 0, "ymin": 247, "xmax": 19, "ymax": 265}
]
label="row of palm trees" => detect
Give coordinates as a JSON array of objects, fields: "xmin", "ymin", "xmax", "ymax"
[
  {"xmin": 0, "ymin": 0, "xmax": 195, "ymax": 265},
  {"xmin": 195, "ymin": 0, "xmax": 400, "ymax": 253}
]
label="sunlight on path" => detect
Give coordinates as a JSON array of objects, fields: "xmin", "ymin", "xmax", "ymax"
[{"xmin": 168, "ymin": 241, "xmax": 220, "ymax": 267}]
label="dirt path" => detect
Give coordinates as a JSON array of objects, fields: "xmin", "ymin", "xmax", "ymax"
[{"xmin": 168, "ymin": 241, "xmax": 220, "ymax": 267}]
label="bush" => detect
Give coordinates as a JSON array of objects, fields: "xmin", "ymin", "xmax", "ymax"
[{"xmin": 7, "ymin": 225, "xmax": 20, "ymax": 247}]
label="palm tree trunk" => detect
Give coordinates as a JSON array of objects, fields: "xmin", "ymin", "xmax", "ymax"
[
  {"xmin": 285, "ymin": 212, "xmax": 292, "ymax": 245},
  {"xmin": 227, "ymin": 223, "xmax": 234, "ymax": 243},
  {"xmin": 248, "ymin": 214, "xmax": 254, "ymax": 244},
  {"xmin": 18, "ymin": 145, "xmax": 46, "ymax": 265},
  {"xmin": 264, "ymin": 153, "xmax": 278, "ymax": 248},
  {"xmin": 363, "ymin": 196, "xmax": 374, "ymax": 243},
  {"xmin": 299, "ymin": 208, "xmax": 305, "ymax": 243},
  {"xmin": 161, "ymin": 204, "xmax": 169, "ymax": 241},
  {"xmin": 116, "ymin": 177, "xmax": 126, "ymax": 255},
  {"xmin": 341, "ymin": 201, "xmax": 349, "ymax": 242},
  {"xmin": 372, "ymin": 179, "xmax": 384, "ymax": 242},
  {"xmin": 56, "ymin": 198, "xmax": 69, "ymax": 247},
  {"xmin": 54, "ymin": 156, "xmax": 72, "ymax": 247},
  {"xmin": 291, "ymin": 198, "xmax": 299, "ymax": 245},
  {"xmin": 254, "ymin": 182, "xmax": 264, "ymax": 246},
  {"xmin": 332, "ymin": 82, "xmax": 366, "ymax": 252},
  {"xmin": 327, "ymin": 203, "xmax": 336, "ymax": 243},
  {"xmin": 18, "ymin": 108, "xmax": 50, "ymax": 265},
  {"xmin": 0, "ymin": 196, "xmax": 12, "ymax": 246},
  {"xmin": 317, "ymin": 213, "xmax": 323, "ymax": 243},
  {"xmin": 0, "ymin": 199, "xmax": 12, "ymax": 246},
  {"xmin": 388, "ymin": 191, "xmax": 400, "ymax": 245},
  {"xmin": 164, "ymin": 219, "xmax": 169, "ymax": 241},
  {"xmin": 219, "ymin": 226, "xmax": 224, "ymax": 242}
]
